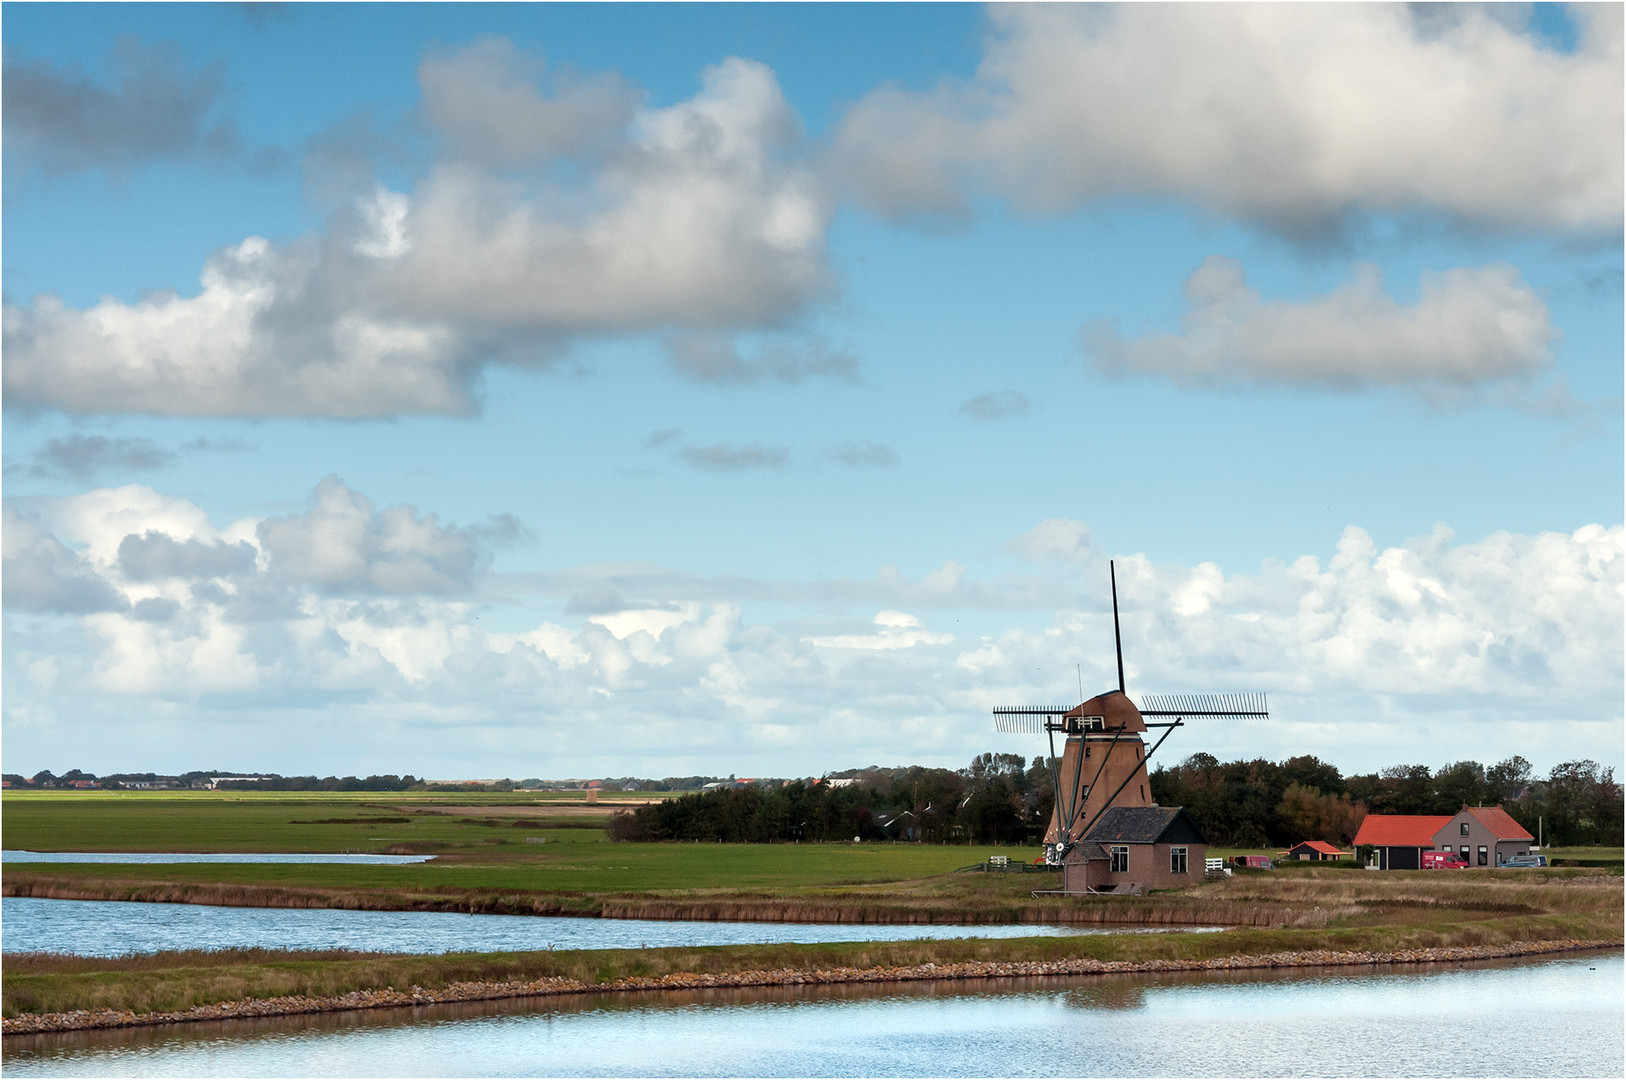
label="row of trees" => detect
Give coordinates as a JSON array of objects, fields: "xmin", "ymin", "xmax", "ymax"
[
  {"xmin": 610, "ymin": 754, "xmax": 1052, "ymax": 845},
  {"xmin": 611, "ymin": 751, "xmax": 1622, "ymax": 848},
  {"xmin": 1151, "ymin": 754, "xmax": 1623, "ymax": 847}
]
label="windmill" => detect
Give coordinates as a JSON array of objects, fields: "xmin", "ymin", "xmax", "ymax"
[{"xmin": 994, "ymin": 560, "xmax": 1267, "ymax": 865}]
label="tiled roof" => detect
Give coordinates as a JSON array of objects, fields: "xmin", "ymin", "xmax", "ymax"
[
  {"xmin": 1352, "ymin": 814, "xmax": 1453, "ymax": 847},
  {"xmin": 1293, "ymin": 840, "xmax": 1348, "ymax": 855},
  {"xmin": 1465, "ymin": 806, "xmax": 1534, "ymax": 841},
  {"xmin": 1083, "ymin": 806, "xmax": 1190, "ymax": 844}
]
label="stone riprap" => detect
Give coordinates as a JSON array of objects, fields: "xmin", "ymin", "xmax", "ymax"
[{"xmin": 4, "ymin": 938, "xmax": 1616, "ymax": 1035}]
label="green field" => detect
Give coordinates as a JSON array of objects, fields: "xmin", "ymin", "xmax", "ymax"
[{"xmin": 1, "ymin": 790, "xmax": 1039, "ymax": 898}]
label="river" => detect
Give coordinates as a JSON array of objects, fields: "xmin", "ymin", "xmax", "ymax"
[
  {"xmin": 5, "ymin": 952, "xmax": 1620, "ymax": 1077},
  {"xmin": 0, "ymin": 897, "xmax": 1218, "ymax": 956}
]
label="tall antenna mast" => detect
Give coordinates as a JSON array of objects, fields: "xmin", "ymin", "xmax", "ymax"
[{"xmin": 1110, "ymin": 559, "xmax": 1125, "ymax": 694}]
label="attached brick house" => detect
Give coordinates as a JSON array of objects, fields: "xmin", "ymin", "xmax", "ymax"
[{"xmin": 1062, "ymin": 806, "xmax": 1207, "ymax": 894}]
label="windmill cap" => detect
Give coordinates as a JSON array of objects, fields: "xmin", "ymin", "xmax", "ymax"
[{"xmin": 1066, "ymin": 690, "xmax": 1146, "ymax": 733}]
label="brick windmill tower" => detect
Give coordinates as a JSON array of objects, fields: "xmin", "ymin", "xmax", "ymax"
[{"xmin": 995, "ymin": 561, "xmax": 1267, "ymax": 865}]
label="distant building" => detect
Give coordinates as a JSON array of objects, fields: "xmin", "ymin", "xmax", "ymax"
[
  {"xmin": 1285, "ymin": 840, "xmax": 1349, "ymax": 861},
  {"xmin": 1061, "ymin": 806, "xmax": 1208, "ymax": 895},
  {"xmin": 1352, "ymin": 815, "xmax": 1453, "ymax": 870},
  {"xmin": 1435, "ymin": 806, "xmax": 1535, "ymax": 867},
  {"xmin": 206, "ymin": 776, "xmax": 273, "ymax": 789},
  {"xmin": 1354, "ymin": 807, "xmax": 1535, "ymax": 869}
]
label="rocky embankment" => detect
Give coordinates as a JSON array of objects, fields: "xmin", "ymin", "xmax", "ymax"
[{"xmin": 5, "ymin": 939, "xmax": 1615, "ymax": 1036}]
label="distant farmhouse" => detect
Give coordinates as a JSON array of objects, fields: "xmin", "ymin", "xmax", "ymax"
[
  {"xmin": 1353, "ymin": 806, "xmax": 1535, "ymax": 869},
  {"xmin": 1285, "ymin": 840, "xmax": 1350, "ymax": 861}
]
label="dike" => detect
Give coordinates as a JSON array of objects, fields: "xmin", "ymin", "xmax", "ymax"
[{"xmin": 4, "ymin": 939, "xmax": 1617, "ymax": 1036}]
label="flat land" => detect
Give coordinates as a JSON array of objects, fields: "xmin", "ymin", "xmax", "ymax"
[{"xmin": 4, "ymin": 791, "xmax": 1620, "ymax": 1025}]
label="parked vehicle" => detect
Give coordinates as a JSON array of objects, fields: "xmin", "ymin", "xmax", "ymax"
[
  {"xmin": 1502, "ymin": 853, "xmax": 1548, "ymax": 868},
  {"xmin": 1421, "ymin": 851, "xmax": 1468, "ymax": 870},
  {"xmin": 1230, "ymin": 855, "xmax": 1273, "ymax": 870}
]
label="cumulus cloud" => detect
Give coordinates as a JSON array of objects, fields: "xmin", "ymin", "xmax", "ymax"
[
  {"xmin": 1, "ymin": 504, "xmax": 127, "ymax": 614},
  {"xmin": 118, "ymin": 533, "xmax": 258, "ymax": 582},
  {"xmin": 3, "ymin": 482, "xmax": 1620, "ymax": 774},
  {"xmin": 830, "ymin": 4, "xmax": 1623, "ymax": 236},
  {"xmin": 3, "ymin": 50, "xmax": 832, "ymax": 417},
  {"xmin": 1084, "ymin": 257, "xmax": 1556, "ymax": 389},
  {"xmin": 959, "ymin": 391, "xmax": 1029, "ymax": 421},
  {"xmin": 661, "ymin": 334, "xmax": 859, "ymax": 385},
  {"xmin": 805, "ymin": 610, "xmax": 955, "ymax": 650},
  {"xmin": 257, "ymin": 476, "xmax": 519, "ymax": 595},
  {"xmin": 2, "ymin": 40, "xmax": 242, "ymax": 173},
  {"xmin": 418, "ymin": 36, "xmax": 640, "ymax": 166}
]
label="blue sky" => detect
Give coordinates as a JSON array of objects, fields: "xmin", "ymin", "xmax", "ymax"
[{"xmin": 3, "ymin": 3, "xmax": 1621, "ymax": 781}]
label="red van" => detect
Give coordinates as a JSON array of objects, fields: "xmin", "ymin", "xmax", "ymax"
[{"xmin": 1421, "ymin": 851, "xmax": 1468, "ymax": 870}]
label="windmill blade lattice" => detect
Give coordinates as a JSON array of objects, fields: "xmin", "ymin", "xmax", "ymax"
[
  {"xmin": 1136, "ymin": 692, "xmax": 1268, "ymax": 718},
  {"xmin": 993, "ymin": 707, "xmax": 1073, "ymax": 734}
]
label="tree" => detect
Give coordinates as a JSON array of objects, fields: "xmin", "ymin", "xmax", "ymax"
[
  {"xmin": 1487, "ymin": 756, "xmax": 1534, "ymax": 803},
  {"xmin": 1276, "ymin": 783, "xmax": 1366, "ymax": 846},
  {"xmin": 1372, "ymin": 765, "xmax": 1432, "ymax": 814},
  {"xmin": 1432, "ymin": 760, "xmax": 1487, "ymax": 813}
]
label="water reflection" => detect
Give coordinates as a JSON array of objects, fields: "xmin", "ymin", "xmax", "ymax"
[
  {"xmin": 2, "ymin": 897, "xmax": 1217, "ymax": 957},
  {"xmin": 5, "ymin": 952, "xmax": 1620, "ymax": 1078},
  {"xmin": 2, "ymin": 851, "xmax": 434, "ymax": 864}
]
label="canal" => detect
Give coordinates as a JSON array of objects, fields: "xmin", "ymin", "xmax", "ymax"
[{"xmin": 5, "ymin": 952, "xmax": 1619, "ymax": 1077}]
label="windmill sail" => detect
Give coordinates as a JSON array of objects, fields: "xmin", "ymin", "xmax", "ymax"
[
  {"xmin": 1136, "ymin": 692, "xmax": 1268, "ymax": 718},
  {"xmin": 992, "ymin": 706, "xmax": 1073, "ymax": 734}
]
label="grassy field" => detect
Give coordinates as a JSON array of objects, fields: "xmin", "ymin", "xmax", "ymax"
[
  {"xmin": 5, "ymin": 791, "xmax": 1620, "ymax": 910},
  {"xmin": 1, "ymin": 790, "xmax": 1045, "ymax": 909}
]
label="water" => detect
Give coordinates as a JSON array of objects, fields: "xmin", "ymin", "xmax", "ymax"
[
  {"xmin": 2, "ymin": 851, "xmax": 434, "ymax": 864},
  {"xmin": 5, "ymin": 953, "xmax": 1619, "ymax": 1077},
  {"xmin": 1, "ymin": 897, "xmax": 1215, "ymax": 956}
]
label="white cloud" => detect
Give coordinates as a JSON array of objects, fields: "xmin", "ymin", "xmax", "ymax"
[
  {"xmin": 1084, "ymin": 258, "xmax": 1555, "ymax": 389},
  {"xmin": 257, "ymin": 476, "xmax": 510, "ymax": 596},
  {"xmin": 805, "ymin": 610, "xmax": 955, "ymax": 651},
  {"xmin": 417, "ymin": 37, "xmax": 640, "ymax": 167},
  {"xmin": 3, "ymin": 51, "xmax": 831, "ymax": 418},
  {"xmin": 3, "ymin": 481, "xmax": 1620, "ymax": 776},
  {"xmin": 831, "ymin": 4, "xmax": 1622, "ymax": 235}
]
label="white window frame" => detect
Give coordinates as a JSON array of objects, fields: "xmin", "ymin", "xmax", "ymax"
[
  {"xmin": 1110, "ymin": 846, "xmax": 1129, "ymax": 873},
  {"xmin": 1170, "ymin": 846, "xmax": 1188, "ymax": 874}
]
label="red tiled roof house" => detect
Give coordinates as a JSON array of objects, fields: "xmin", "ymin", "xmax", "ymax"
[
  {"xmin": 1351, "ymin": 815, "xmax": 1453, "ymax": 870},
  {"xmin": 1286, "ymin": 840, "xmax": 1350, "ymax": 861}
]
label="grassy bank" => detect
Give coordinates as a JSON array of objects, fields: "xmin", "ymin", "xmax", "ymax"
[
  {"xmin": 7, "ymin": 908, "xmax": 1621, "ymax": 1021},
  {"xmin": 6, "ymin": 870, "xmax": 1620, "ymax": 1021}
]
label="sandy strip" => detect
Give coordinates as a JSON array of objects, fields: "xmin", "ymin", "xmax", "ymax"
[{"xmin": 4, "ymin": 938, "xmax": 1617, "ymax": 1035}]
